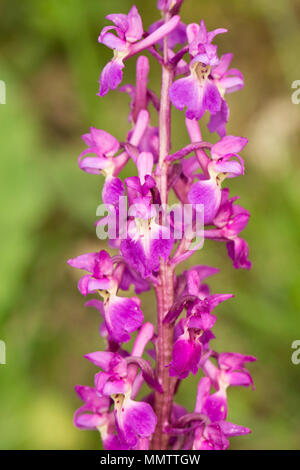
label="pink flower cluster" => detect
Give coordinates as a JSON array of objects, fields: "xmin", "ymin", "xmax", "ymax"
[{"xmin": 68, "ymin": 1, "xmax": 255, "ymax": 450}]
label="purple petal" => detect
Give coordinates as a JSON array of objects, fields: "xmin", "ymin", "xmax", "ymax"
[
  {"xmin": 119, "ymin": 265, "xmax": 150, "ymax": 294},
  {"xmin": 227, "ymin": 237, "xmax": 251, "ymax": 270},
  {"xmin": 126, "ymin": 6, "xmax": 143, "ymax": 42},
  {"xmin": 120, "ymin": 225, "xmax": 173, "ymax": 279},
  {"xmin": 227, "ymin": 371, "xmax": 253, "ymax": 388},
  {"xmin": 78, "ymin": 275, "xmax": 112, "ymax": 296},
  {"xmin": 116, "ymin": 398, "xmax": 157, "ymax": 447},
  {"xmin": 105, "ymin": 14, "xmax": 128, "ymax": 32},
  {"xmin": 68, "ymin": 252, "xmax": 98, "ymax": 273},
  {"xmin": 169, "ymin": 75, "xmax": 206, "ymax": 120},
  {"xmin": 212, "ymin": 135, "xmax": 248, "ymax": 159},
  {"xmin": 207, "ymin": 28, "xmax": 227, "ymax": 43},
  {"xmin": 102, "ymin": 176, "xmax": 125, "ymax": 206},
  {"xmin": 188, "ymin": 179, "xmax": 222, "ymax": 225},
  {"xmin": 89, "ymin": 128, "xmax": 120, "ymax": 156},
  {"xmin": 188, "ymin": 312, "xmax": 216, "ymax": 330},
  {"xmin": 85, "ymin": 299, "xmax": 105, "ymax": 317},
  {"xmin": 203, "ymin": 81, "xmax": 222, "ymax": 114},
  {"xmin": 207, "ymin": 99, "xmax": 229, "ymax": 137},
  {"xmin": 100, "ymin": 31, "xmax": 127, "ymax": 51},
  {"xmin": 219, "ymin": 73, "xmax": 244, "ymax": 93},
  {"xmin": 212, "ymin": 157, "xmax": 244, "ymax": 177},
  {"xmin": 74, "ymin": 385, "xmax": 110, "ymax": 411},
  {"xmin": 218, "ymin": 352, "xmax": 256, "ymax": 370},
  {"xmin": 74, "ymin": 408, "xmax": 105, "ymax": 430},
  {"xmin": 84, "ymin": 351, "xmax": 115, "ymax": 370},
  {"xmin": 105, "ymin": 296, "xmax": 144, "ymax": 343},
  {"xmin": 195, "ymin": 377, "xmax": 211, "ymax": 412},
  {"xmin": 202, "ymin": 391, "xmax": 228, "ymax": 422},
  {"xmin": 212, "ymin": 53, "xmax": 233, "ymax": 78},
  {"xmin": 78, "ymin": 153, "xmax": 109, "ymax": 174},
  {"xmin": 103, "ymin": 434, "xmax": 131, "ymax": 450},
  {"xmin": 102, "ymin": 378, "xmax": 128, "ymax": 396},
  {"xmin": 98, "ymin": 60, "xmax": 124, "ymax": 97},
  {"xmin": 169, "ymin": 335, "xmax": 202, "ymax": 379},
  {"xmin": 227, "ymin": 212, "xmax": 250, "ymax": 235},
  {"xmin": 219, "ymin": 420, "xmax": 251, "ymax": 437}
]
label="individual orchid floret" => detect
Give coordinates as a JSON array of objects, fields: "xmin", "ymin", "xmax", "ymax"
[
  {"xmin": 98, "ymin": 6, "xmax": 180, "ymax": 96},
  {"xmin": 98, "ymin": 6, "xmax": 143, "ymax": 97},
  {"xmin": 85, "ymin": 323, "xmax": 158, "ymax": 448},
  {"xmin": 187, "ymin": 21, "xmax": 227, "ymax": 61},
  {"xmin": 166, "ymin": 267, "xmax": 233, "ymax": 378},
  {"xmin": 169, "ymin": 319, "xmax": 203, "ymax": 379},
  {"xmin": 74, "ymin": 385, "xmax": 133, "ymax": 450},
  {"xmin": 208, "ymin": 54, "xmax": 244, "ymax": 137},
  {"xmin": 202, "ymin": 352, "xmax": 256, "ymax": 392},
  {"xmin": 188, "ymin": 135, "xmax": 247, "ymax": 224},
  {"xmin": 78, "ymin": 128, "xmax": 120, "ymax": 176},
  {"xmin": 78, "ymin": 111, "xmax": 151, "ymax": 208},
  {"xmin": 78, "ymin": 128, "xmax": 126, "ymax": 206},
  {"xmin": 191, "ymin": 377, "xmax": 251, "ymax": 450},
  {"xmin": 120, "ymin": 153, "xmax": 173, "ymax": 278},
  {"xmin": 169, "ymin": 21, "xmax": 227, "ymax": 120},
  {"xmin": 67, "ymin": 250, "xmax": 144, "ymax": 343},
  {"xmin": 205, "ymin": 188, "xmax": 252, "ymax": 269},
  {"xmin": 74, "ymin": 385, "xmax": 110, "ymax": 431}
]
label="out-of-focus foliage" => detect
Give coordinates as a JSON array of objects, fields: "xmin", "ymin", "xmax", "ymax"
[{"xmin": 0, "ymin": 0, "xmax": 299, "ymax": 449}]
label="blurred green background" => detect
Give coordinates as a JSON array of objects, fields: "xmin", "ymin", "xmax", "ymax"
[{"xmin": 0, "ymin": 0, "xmax": 300, "ymax": 450}]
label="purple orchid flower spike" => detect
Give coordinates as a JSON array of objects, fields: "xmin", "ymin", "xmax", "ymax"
[
  {"xmin": 70, "ymin": 0, "xmax": 254, "ymax": 450},
  {"xmin": 98, "ymin": 6, "xmax": 181, "ymax": 96}
]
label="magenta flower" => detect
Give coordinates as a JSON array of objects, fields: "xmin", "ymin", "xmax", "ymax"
[
  {"xmin": 120, "ymin": 153, "xmax": 173, "ymax": 278},
  {"xmin": 169, "ymin": 21, "xmax": 227, "ymax": 120},
  {"xmin": 78, "ymin": 128, "xmax": 120, "ymax": 175},
  {"xmin": 98, "ymin": 6, "xmax": 181, "ymax": 96},
  {"xmin": 187, "ymin": 135, "xmax": 247, "ymax": 224},
  {"xmin": 167, "ymin": 266, "xmax": 233, "ymax": 379},
  {"xmin": 74, "ymin": 385, "xmax": 110, "ymax": 430},
  {"xmin": 205, "ymin": 187, "xmax": 252, "ymax": 269},
  {"xmin": 85, "ymin": 348, "xmax": 158, "ymax": 448},
  {"xmin": 192, "ymin": 378, "xmax": 251, "ymax": 450},
  {"xmin": 207, "ymin": 53, "xmax": 244, "ymax": 136},
  {"xmin": 67, "ymin": 250, "xmax": 143, "ymax": 343}
]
